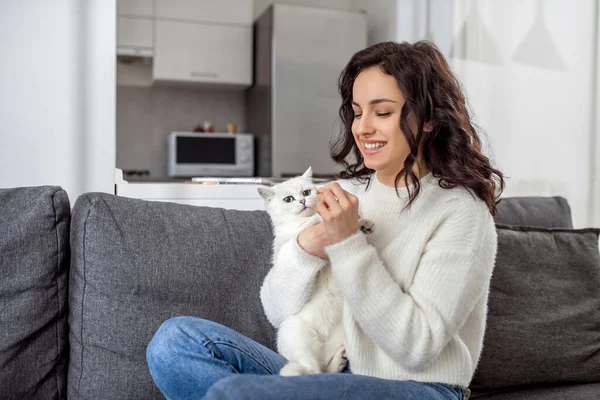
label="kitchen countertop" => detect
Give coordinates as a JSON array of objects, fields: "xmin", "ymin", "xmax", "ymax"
[{"xmin": 123, "ymin": 176, "xmax": 334, "ymax": 185}]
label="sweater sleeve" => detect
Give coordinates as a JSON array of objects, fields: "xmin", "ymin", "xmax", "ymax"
[
  {"xmin": 324, "ymin": 199, "xmax": 498, "ymax": 371},
  {"xmin": 260, "ymin": 234, "xmax": 328, "ymax": 328}
]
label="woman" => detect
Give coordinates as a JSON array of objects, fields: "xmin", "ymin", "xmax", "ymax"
[{"xmin": 146, "ymin": 41, "xmax": 503, "ymax": 400}]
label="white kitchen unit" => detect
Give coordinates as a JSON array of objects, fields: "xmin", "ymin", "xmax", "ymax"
[
  {"xmin": 153, "ymin": 20, "xmax": 252, "ymax": 87},
  {"xmin": 117, "ymin": 0, "xmax": 154, "ymax": 17},
  {"xmin": 117, "ymin": 17, "xmax": 154, "ymax": 57},
  {"xmin": 115, "ymin": 0, "xmax": 253, "ymax": 87},
  {"xmin": 116, "ymin": 183, "xmax": 267, "ymax": 211},
  {"xmin": 116, "ymin": 0, "xmax": 155, "ymax": 57},
  {"xmin": 115, "ymin": 177, "xmax": 331, "ymax": 211},
  {"xmin": 155, "ymin": 0, "xmax": 253, "ymax": 25}
]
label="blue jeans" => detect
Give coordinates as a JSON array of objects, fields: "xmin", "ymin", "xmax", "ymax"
[{"xmin": 146, "ymin": 316, "xmax": 469, "ymax": 400}]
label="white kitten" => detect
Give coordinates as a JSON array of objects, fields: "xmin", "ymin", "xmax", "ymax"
[{"xmin": 258, "ymin": 167, "xmax": 374, "ymax": 376}]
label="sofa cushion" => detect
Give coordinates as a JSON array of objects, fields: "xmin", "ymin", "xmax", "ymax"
[
  {"xmin": 471, "ymin": 224, "xmax": 600, "ymax": 389},
  {"xmin": 0, "ymin": 186, "xmax": 70, "ymax": 400},
  {"xmin": 495, "ymin": 196, "xmax": 573, "ymax": 228},
  {"xmin": 471, "ymin": 382, "xmax": 600, "ymax": 399},
  {"xmin": 68, "ymin": 193, "xmax": 276, "ymax": 399}
]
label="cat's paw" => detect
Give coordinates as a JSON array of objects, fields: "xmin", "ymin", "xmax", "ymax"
[
  {"xmin": 359, "ymin": 219, "xmax": 375, "ymax": 234},
  {"xmin": 279, "ymin": 361, "xmax": 320, "ymax": 376},
  {"xmin": 326, "ymin": 345, "xmax": 348, "ymax": 373}
]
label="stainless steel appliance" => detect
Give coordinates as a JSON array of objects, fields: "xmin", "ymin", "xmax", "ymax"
[
  {"xmin": 167, "ymin": 132, "xmax": 254, "ymax": 177},
  {"xmin": 246, "ymin": 4, "xmax": 367, "ymax": 178}
]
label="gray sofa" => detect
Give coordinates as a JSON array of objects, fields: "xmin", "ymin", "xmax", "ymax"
[{"xmin": 1, "ymin": 185, "xmax": 599, "ymax": 400}]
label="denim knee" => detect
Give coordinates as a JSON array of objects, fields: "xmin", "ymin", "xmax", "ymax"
[
  {"xmin": 147, "ymin": 317, "xmax": 192, "ymax": 372},
  {"xmin": 147, "ymin": 316, "xmax": 221, "ymax": 364},
  {"xmin": 147, "ymin": 318, "xmax": 170, "ymax": 371},
  {"xmin": 203, "ymin": 375, "xmax": 252, "ymax": 400}
]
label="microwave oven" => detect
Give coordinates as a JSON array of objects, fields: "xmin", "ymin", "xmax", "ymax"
[{"xmin": 167, "ymin": 132, "xmax": 254, "ymax": 177}]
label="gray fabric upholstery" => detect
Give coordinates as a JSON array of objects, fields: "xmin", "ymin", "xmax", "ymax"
[
  {"xmin": 0, "ymin": 186, "xmax": 70, "ymax": 400},
  {"xmin": 1, "ymin": 185, "xmax": 595, "ymax": 399},
  {"xmin": 495, "ymin": 196, "xmax": 573, "ymax": 228},
  {"xmin": 68, "ymin": 193, "xmax": 276, "ymax": 399},
  {"xmin": 471, "ymin": 382, "xmax": 600, "ymax": 399},
  {"xmin": 471, "ymin": 225, "xmax": 600, "ymax": 390}
]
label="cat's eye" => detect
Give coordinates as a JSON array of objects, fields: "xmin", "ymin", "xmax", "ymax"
[
  {"xmin": 302, "ymin": 189, "xmax": 311, "ymax": 196},
  {"xmin": 283, "ymin": 196, "xmax": 294, "ymax": 203}
]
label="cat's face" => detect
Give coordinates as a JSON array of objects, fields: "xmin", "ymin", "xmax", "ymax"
[{"xmin": 258, "ymin": 167, "xmax": 319, "ymax": 221}]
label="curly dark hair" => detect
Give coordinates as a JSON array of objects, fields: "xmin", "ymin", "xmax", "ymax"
[{"xmin": 332, "ymin": 41, "xmax": 504, "ymax": 216}]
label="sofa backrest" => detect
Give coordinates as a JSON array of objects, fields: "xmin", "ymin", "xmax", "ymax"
[
  {"xmin": 473, "ymin": 196, "xmax": 600, "ymax": 397},
  {"xmin": 0, "ymin": 185, "xmax": 588, "ymax": 400},
  {"xmin": 472, "ymin": 224, "xmax": 600, "ymax": 391},
  {"xmin": 494, "ymin": 196, "xmax": 573, "ymax": 227},
  {"xmin": 67, "ymin": 193, "xmax": 276, "ymax": 399},
  {"xmin": 0, "ymin": 186, "xmax": 70, "ymax": 400},
  {"xmin": 65, "ymin": 193, "xmax": 582, "ymax": 399}
]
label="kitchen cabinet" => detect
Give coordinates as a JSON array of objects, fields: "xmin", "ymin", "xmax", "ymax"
[
  {"xmin": 153, "ymin": 20, "xmax": 252, "ymax": 87},
  {"xmin": 155, "ymin": 0, "xmax": 252, "ymax": 25},
  {"xmin": 117, "ymin": 17, "xmax": 153, "ymax": 57},
  {"xmin": 115, "ymin": 180, "xmax": 330, "ymax": 210},
  {"xmin": 116, "ymin": 183, "xmax": 267, "ymax": 211},
  {"xmin": 115, "ymin": 0, "xmax": 252, "ymax": 87},
  {"xmin": 116, "ymin": 0, "xmax": 154, "ymax": 57},
  {"xmin": 117, "ymin": 0, "xmax": 154, "ymax": 18}
]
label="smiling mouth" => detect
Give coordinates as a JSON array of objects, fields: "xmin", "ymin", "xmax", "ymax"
[{"xmin": 363, "ymin": 142, "xmax": 387, "ymax": 154}]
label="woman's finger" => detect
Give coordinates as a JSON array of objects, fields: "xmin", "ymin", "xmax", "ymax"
[
  {"xmin": 316, "ymin": 202, "xmax": 330, "ymax": 219},
  {"xmin": 321, "ymin": 189, "xmax": 342, "ymax": 214},
  {"xmin": 324, "ymin": 183, "xmax": 352, "ymax": 209}
]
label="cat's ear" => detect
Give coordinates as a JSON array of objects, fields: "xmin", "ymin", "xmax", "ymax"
[
  {"xmin": 302, "ymin": 166, "xmax": 313, "ymax": 180},
  {"xmin": 257, "ymin": 187, "xmax": 275, "ymax": 202}
]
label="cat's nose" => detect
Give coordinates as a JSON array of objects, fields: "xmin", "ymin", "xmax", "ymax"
[{"xmin": 300, "ymin": 199, "xmax": 305, "ymax": 205}]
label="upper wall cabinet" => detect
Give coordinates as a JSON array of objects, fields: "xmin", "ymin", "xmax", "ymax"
[
  {"xmin": 117, "ymin": 0, "xmax": 155, "ymax": 57},
  {"xmin": 155, "ymin": 0, "xmax": 253, "ymax": 25},
  {"xmin": 153, "ymin": 20, "xmax": 252, "ymax": 87},
  {"xmin": 117, "ymin": 17, "xmax": 154, "ymax": 57},
  {"xmin": 117, "ymin": 0, "xmax": 253, "ymax": 88},
  {"xmin": 117, "ymin": 0, "xmax": 154, "ymax": 18}
]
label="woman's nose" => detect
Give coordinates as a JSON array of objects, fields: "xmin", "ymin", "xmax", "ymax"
[{"xmin": 356, "ymin": 114, "xmax": 375, "ymax": 136}]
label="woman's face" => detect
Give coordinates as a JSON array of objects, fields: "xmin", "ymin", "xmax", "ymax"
[{"xmin": 351, "ymin": 66, "xmax": 420, "ymax": 184}]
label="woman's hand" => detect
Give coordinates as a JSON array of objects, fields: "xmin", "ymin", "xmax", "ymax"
[
  {"xmin": 297, "ymin": 222, "xmax": 330, "ymax": 260},
  {"xmin": 317, "ymin": 183, "xmax": 360, "ymax": 245}
]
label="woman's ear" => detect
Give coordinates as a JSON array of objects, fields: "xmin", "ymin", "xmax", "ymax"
[{"xmin": 423, "ymin": 120, "xmax": 434, "ymax": 133}]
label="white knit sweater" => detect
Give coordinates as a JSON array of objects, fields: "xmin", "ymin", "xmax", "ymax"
[{"xmin": 260, "ymin": 172, "xmax": 498, "ymax": 387}]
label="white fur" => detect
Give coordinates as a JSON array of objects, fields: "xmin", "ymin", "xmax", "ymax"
[{"xmin": 258, "ymin": 167, "xmax": 348, "ymax": 375}]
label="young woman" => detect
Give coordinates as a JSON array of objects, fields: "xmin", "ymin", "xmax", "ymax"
[{"xmin": 146, "ymin": 41, "xmax": 503, "ymax": 400}]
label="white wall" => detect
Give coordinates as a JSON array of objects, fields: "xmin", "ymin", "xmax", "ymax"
[
  {"xmin": 449, "ymin": 0, "xmax": 597, "ymax": 228},
  {"xmin": 593, "ymin": 0, "xmax": 600, "ymax": 228},
  {"xmin": 0, "ymin": 0, "xmax": 116, "ymax": 203},
  {"xmin": 396, "ymin": 0, "xmax": 454, "ymax": 54},
  {"xmin": 396, "ymin": 0, "xmax": 599, "ymax": 227}
]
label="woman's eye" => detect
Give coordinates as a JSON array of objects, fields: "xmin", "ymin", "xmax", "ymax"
[
  {"xmin": 302, "ymin": 190, "xmax": 311, "ymax": 196},
  {"xmin": 353, "ymin": 114, "xmax": 362, "ymax": 119},
  {"xmin": 376, "ymin": 112, "xmax": 391, "ymax": 117},
  {"xmin": 283, "ymin": 196, "xmax": 294, "ymax": 203}
]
